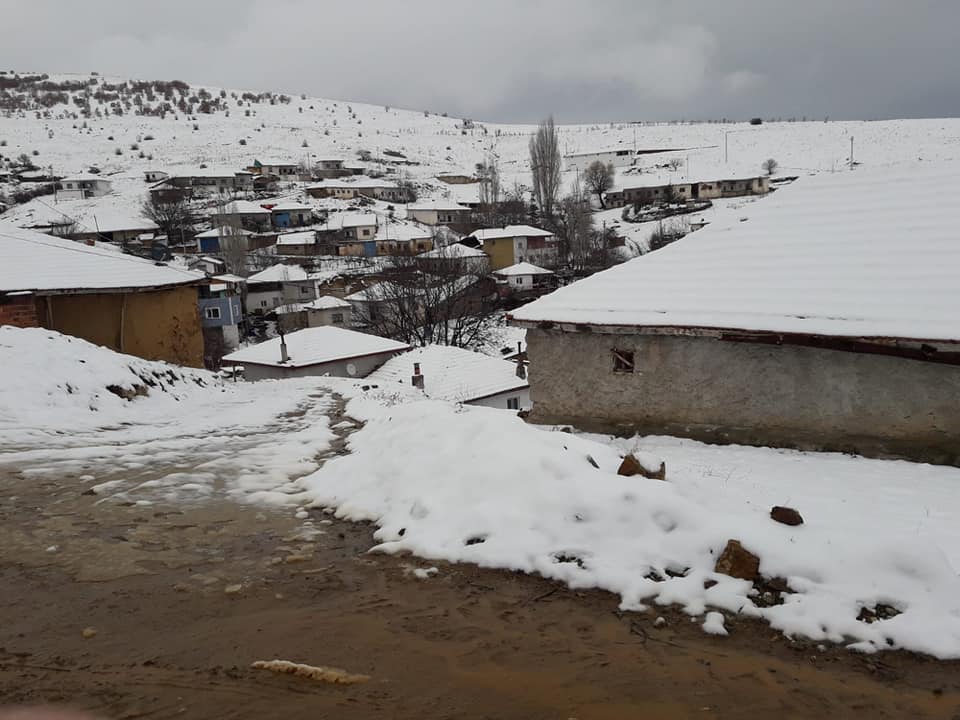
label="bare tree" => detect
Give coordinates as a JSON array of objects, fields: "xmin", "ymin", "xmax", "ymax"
[
  {"xmin": 553, "ymin": 180, "xmax": 594, "ymax": 271},
  {"xmin": 354, "ymin": 247, "xmax": 496, "ymax": 348},
  {"xmin": 141, "ymin": 195, "xmax": 197, "ymax": 248},
  {"xmin": 476, "ymin": 152, "xmax": 501, "ymax": 224},
  {"xmin": 583, "ymin": 160, "xmax": 614, "ymax": 208},
  {"xmin": 528, "ymin": 115, "xmax": 561, "ymax": 221},
  {"xmin": 762, "ymin": 158, "xmax": 779, "ymax": 176},
  {"xmin": 667, "ymin": 158, "xmax": 684, "ymax": 171}
]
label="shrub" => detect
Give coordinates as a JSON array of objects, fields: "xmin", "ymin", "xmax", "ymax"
[
  {"xmin": 239, "ymin": 138, "xmax": 246, "ymax": 145},
  {"xmin": 114, "ymin": 147, "xmax": 122, "ymax": 155}
]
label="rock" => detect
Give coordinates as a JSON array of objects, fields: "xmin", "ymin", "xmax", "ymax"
[
  {"xmin": 714, "ymin": 539, "xmax": 760, "ymax": 581},
  {"xmin": 586, "ymin": 454, "xmax": 599, "ymax": 469},
  {"xmin": 81, "ymin": 627, "xmax": 97, "ymax": 639},
  {"xmin": 770, "ymin": 506, "xmax": 804, "ymax": 526},
  {"xmin": 654, "ymin": 616, "xmax": 667, "ymax": 628},
  {"xmin": 284, "ymin": 553, "xmax": 313, "ymax": 564},
  {"xmin": 617, "ymin": 453, "xmax": 666, "ymax": 480},
  {"xmin": 224, "ymin": 584, "xmax": 243, "ymax": 595}
]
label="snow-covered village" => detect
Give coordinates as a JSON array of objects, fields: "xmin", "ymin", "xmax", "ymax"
[{"xmin": 1, "ymin": 2, "xmax": 959, "ymax": 718}]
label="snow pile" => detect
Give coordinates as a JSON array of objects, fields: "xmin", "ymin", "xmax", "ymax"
[
  {"xmin": 0, "ymin": 326, "xmax": 215, "ymax": 434},
  {"xmin": 295, "ymin": 398, "xmax": 960, "ymax": 658}
]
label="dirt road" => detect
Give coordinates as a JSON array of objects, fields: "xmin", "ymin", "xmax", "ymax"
[{"xmin": 2, "ymin": 469, "xmax": 959, "ymax": 720}]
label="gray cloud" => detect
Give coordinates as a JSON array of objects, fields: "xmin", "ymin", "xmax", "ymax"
[{"xmin": 1, "ymin": 0, "xmax": 957, "ymax": 122}]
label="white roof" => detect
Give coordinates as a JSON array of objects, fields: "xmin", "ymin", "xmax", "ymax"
[
  {"xmin": 275, "ymin": 296, "xmax": 351, "ymax": 314},
  {"xmin": 246, "ymin": 263, "xmax": 310, "ymax": 283},
  {"xmin": 308, "ymin": 177, "xmax": 398, "ymax": 190},
  {"xmin": 407, "ymin": 199, "xmax": 470, "ymax": 212},
  {"xmin": 494, "ymin": 262, "xmax": 554, "ymax": 277},
  {"xmin": 223, "ymin": 326, "xmax": 409, "ymax": 368},
  {"xmin": 171, "ymin": 167, "xmax": 251, "ymax": 179},
  {"xmin": 613, "ymin": 170, "xmax": 764, "ymax": 191},
  {"xmin": 375, "ymin": 221, "xmax": 431, "ymax": 242},
  {"xmin": 468, "ymin": 225, "xmax": 554, "ymax": 241},
  {"xmin": 80, "ymin": 210, "xmax": 157, "ymax": 234},
  {"xmin": 276, "ymin": 230, "xmax": 316, "ymax": 246},
  {"xmin": 216, "ymin": 200, "xmax": 270, "ymax": 215},
  {"xmin": 60, "ymin": 174, "xmax": 111, "ymax": 183},
  {"xmin": 196, "ymin": 226, "xmax": 253, "ymax": 238},
  {"xmin": 269, "ymin": 202, "xmax": 313, "ymax": 212},
  {"xmin": 324, "ymin": 213, "xmax": 378, "ymax": 230},
  {"xmin": 366, "ymin": 345, "xmax": 528, "ymax": 403},
  {"xmin": 0, "ymin": 222, "xmax": 203, "ymax": 292},
  {"xmin": 211, "ymin": 273, "xmax": 246, "ymax": 284},
  {"xmin": 512, "ymin": 163, "xmax": 960, "ymax": 341},
  {"xmin": 419, "ymin": 243, "xmax": 487, "ymax": 259}
]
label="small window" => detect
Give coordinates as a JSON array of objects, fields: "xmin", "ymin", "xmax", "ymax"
[
  {"xmin": 300, "ymin": 286, "xmax": 309, "ymax": 294},
  {"xmin": 260, "ymin": 300, "xmax": 268, "ymax": 307},
  {"xmin": 507, "ymin": 397, "xmax": 520, "ymax": 410},
  {"xmin": 612, "ymin": 349, "xmax": 635, "ymax": 373},
  {"xmin": 205, "ymin": 307, "xmax": 221, "ymax": 319},
  {"xmin": 332, "ymin": 312, "xmax": 344, "ymax": 324}
]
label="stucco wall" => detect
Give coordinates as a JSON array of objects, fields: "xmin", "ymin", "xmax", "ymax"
[
  {"xmin": 469, "ymin": 387, "xmax": 531, "ymax": 411},
  {"xmin": 41, "ymin": 286, "xmax": 203, "ymax": 367},
  {"xmin": 241, "ymin": 350, "xmax": 400, "ymax": 382},
  {"xmin": 526, "ymin": 328, "xmax": 960, "ymax": 465}
]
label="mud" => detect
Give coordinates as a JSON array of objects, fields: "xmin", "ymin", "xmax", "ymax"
[{"xmin": 1, "ymin": 404, "xmax": 959, "ymax": 718}]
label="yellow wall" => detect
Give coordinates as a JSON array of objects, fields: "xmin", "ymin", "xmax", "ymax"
[
  {"xmin": 42, "ymin": 286, "xmax": 204, "ymax": 367},
  {"xmin": 485, "ymin": 238, "xmax": 516, "ymax": 270}
]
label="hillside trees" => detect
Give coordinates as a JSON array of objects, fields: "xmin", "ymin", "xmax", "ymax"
[
  {"xmin": 529, "ymin": 116, "xmax": 561, "ymax": 221},
  {"xmin": 762, "ymin": 158, "xmax": 779, "ymax": 176},
  {"xmin": 583, "ymin": 160, "xmax": 614, "ymax": 208}
]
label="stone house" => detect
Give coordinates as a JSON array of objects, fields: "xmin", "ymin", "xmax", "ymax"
[{"xmin": 510, "ymin": 166, "xmax": 960, "ymax": 466}]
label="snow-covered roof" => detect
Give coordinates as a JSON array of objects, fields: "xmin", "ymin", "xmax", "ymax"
[
  {"xmin": 274, "ymin": 295, "xmax": 351, "ymax": 313},
  {"xmin": 366, "ymin": 345, "xmax": 528, "ymax": 403},
  {"xmin": 196, "ymin": 226, "xmax": 253, "ymax": 238},
  {"xmin": 324, "ymin": 212, "xmax": 378, "ymax": 230},
  {"xmin": 222, "ymin": 326, "xmax": 409, "ymax": 368},
  {"xmin": 375, "ymin": 221, "xmax": 431, "ymax": 242},
  {"xmin": 255, "ymin": 159, "xmax": 299, "ymax": 167},
  {"xmin": 468, "ymin": 225, "xmax": 554, "ymax": 241},
  {"xmin": 407, "ymin": 199, "xmax": 471, "ymax": 212},
  {"xmin": 612, "ymin": 170, "xmax": 764, "ymax": 191},
  {"xmin": 308, "ymin": 177, "xmax": 398, "ymax": 190},
  {"xmin": 211, "ymin": 273, "xmax": 246, "ymax": 284},
  {"xmin": 268, "ymin": 201, "xmax": 313, "ymax": 212},
  {"xmin": 246, "ymin": 263, "xmax": 310, "ymax": 283},
  {"xmin": 216, "ymin": 200, "xmax": 270, "ymax": 215},
  {"xmin": 60, "ymin": 174, "xmax": 111, "ymax": 184},
  {"xmin": 512, "ymin": 164, "xmax": 960, "ymax": 341},
  {"xmin": 79, "ymin": 210, "xmax": 157, "ymax": 234},
  {"xmin": 276, "ymin": 230, "xmax": 316, "ymax": 246},
  {"xmin": 170, "ymin": 167, "xmax": 251, "ymax": 179},
  {"xmin": 494, "ymin": 262, "xmax": 554, "ymax": 277},
  {"xmin": 0, "ymin": 222, "xmax": 203, "ymax": 293},
  {"xmin": 419, "ymin": 243, "xmax": 487, "ymax": 259}
]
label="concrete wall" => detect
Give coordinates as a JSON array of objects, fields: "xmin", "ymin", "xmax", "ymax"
[
  {"xmin": 39, "ymin": 286, "xmax": 203, "ymax": 367},
  {"xmin": 525, "ymin": 328, "xmax": 960, "ymax": 465},
  {"xmin": 241, "ymin": 350, "xmax": 400, "ymax": 381}
]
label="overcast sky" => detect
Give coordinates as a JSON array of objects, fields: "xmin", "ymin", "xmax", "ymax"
[{"xmin": 1, "ymin": 0, "xmax": 958, "ymax": 123}]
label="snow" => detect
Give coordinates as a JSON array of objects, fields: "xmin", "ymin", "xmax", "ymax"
[
  {"xmin": 275, "ymin": 230, "xmax": 316, "ymax": 245},
  {"xmin": 406, "ymin": 199, "xmax": 470, "ymax": 211},
  {"xmin": 196, "ymin": 225, "xmax": 252, "ymax": 238},
  {"xmin": 218, "ymin": 200, "xmax": 270, "ymax": 215},
  {"xmin": 418, "ymin": 243, "xmax": 487, "ymax": 259},
  {"xmin": 323, "ymin": 212, "xmax": 378, "ymax": 230},
  {"xmin": 275, "ymin": 295, "xmax": 350, "ymax": 313},
  {"xmin": 365, "ymin": 345, "xmax": 528, "ymax": 404},
  {"xmin": 493, "ymin": 262, "xmax": 554, "ymax": 277},
  {"xmin": 222, "ymin": 326, "xmax": 410, "ymax": 369},
  {"xmin": 246, "ymin": 263, "xmax": 309, "ymax": 283},
  {"xmin": 468, "ymin": 225, "xmax": 554, "ymax": 241},
  {"xmin": 0, "ymin": 221, "xmax": 203, "ymax": 292},
  {"xmin": 513, "ymin": 163, "xmax": 960, "ymax": 341},
  {"xmin": 702, "ymin": 611, "xmax": 728, "ymax": 636},
  {"xmin": 286, "ymin": 397, "xmax": 960, "ymax": 659}
]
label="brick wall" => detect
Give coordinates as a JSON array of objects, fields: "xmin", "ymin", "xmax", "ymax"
[{"xmin": 0, "ymin": 295, "xmax": 40, "ymax": 328}]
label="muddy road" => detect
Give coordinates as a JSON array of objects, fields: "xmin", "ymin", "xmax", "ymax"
[{"xmin": 1, "ymin": 474, "xmax": 959, "ymax": 719}]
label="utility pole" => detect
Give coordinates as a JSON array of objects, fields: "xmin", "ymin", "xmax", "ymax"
[{"xmin": 850, "ymin": 136, "xmax": 854, "ymax": 169}]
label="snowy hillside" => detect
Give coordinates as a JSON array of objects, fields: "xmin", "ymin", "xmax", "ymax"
[{"xmin": 3, "ymin": 70, "xmax": 960, "ymax": 242}]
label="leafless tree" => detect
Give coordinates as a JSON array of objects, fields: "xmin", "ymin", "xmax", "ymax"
[
  {"xmin": 667, "ymin": 157, "xmax": 684, "ymax": 171},
  {"xmin": 553, "ymin": 180, "xmax": 595, "ymax": 271},
  {"xmin": 762, "ymin": 158, "xmax": 779, "ymax": 176},
  {"xmin": 141, "ymin": 195, "xmax": 197, "ymax": 247},
  {"xmin": 476, "ymin": 152, "xmax": 501, "ymax": 223},
  {"xmin": 354, "ymin": 246, "xmax": 496, "ymax": 348},
  {"xmin": 528, "ymin": 115, "xmax": 561, "ymax": 221},
  {"xmin": 583, "ymin": 160, "xmax": 614, "ymax": 208}
]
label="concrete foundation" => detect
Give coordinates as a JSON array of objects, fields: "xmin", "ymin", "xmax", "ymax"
[{"xmin": 525, "ymin": 328, "xmax": 960, "ymax": 466}]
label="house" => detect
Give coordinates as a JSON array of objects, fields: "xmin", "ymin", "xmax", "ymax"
[
  {"xmin": 493, "ymin": 262, "xmax": 556, "ymax": 299},
  {"xmin": 250, "ymin": 159, "xmax": 302, "ymax": 180},
  {"xmin": 305, "ymin": 177, "xmax": 411, "ymax": 202},
  {"xmin": 609, "ymin": 174, "xmax": 771, "ymax": 208},
  {"xmin": 163, "ymin": 168, "xmax": 254, "ymax": 196},
  {"xmin": 317, "ymin": 213, "xmax": 379, "ymax": 255},
  {"xmin": 245, "ymin": 263, "xmax": 316, "ymax": 314},
  {"xmin": 369, "ymin": 221, "xmax": 433, "ymax": 257},
  {"xmin": 210, "ymin": 200, "xmax": 272, "ymax": 232},
  {"xmin": 463, "ymin": 225, "xmax": 558, "ymax": 271},
  {"xmin": 198, "ymin": 275, "xmax": 245, "ymax": 367},
  {"xmin": 406, "ymin": 199, "xmax": 472, "ymax": 227},
  {"xmin": 0, "ymin": 221, "xmax": 204, "ymax": 366},
  {"xmin": 222, "ymin": 325, "xmax": 410, "ymax": 381},
  {"xmin": 194, "ymin": 226, "xmax": 254, "ymax": 254},
  {"xmin": 56, "ymin": 175, "xmax": 112, "ymax": 200},
  {"xmin": 144, "ymin": 170, "xmax": 169, "ymax": 183},
  {"xmin": 418, "ymin": 243, "xmax": 489, "ymax": 274},
  {"xmin": 276, "ymin": 230, "xmax": 319, "ymax": 256},
  {"xmin": 366, "ymin": 345, "xmax": 531, "ymax": 410},
  {"xmin": 69, "ymin": 212, "xmax": 160, "ymax": 245},
  {"xmin": 275, "ymin": 295, "xmax": 351, "ymax": 331},
  {"xmin": 188, "ymin": 256, "xmax": 226, "ymax": 275},
  {"xmin": 267, "ymin": 201, "xmax": 314, "ymax": 228},
  {"xmin": 312, "ymin": 158, "xmax": 354, "ymax": 179},
  {"xmin": 509, "ymin": 165, "xmax": 960, "ymax": 466},
  {"xmin": 564, "ymin": 146, "xmax": 638, "ymax": 172}
]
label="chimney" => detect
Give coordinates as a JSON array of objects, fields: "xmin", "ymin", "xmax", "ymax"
[
  {"xmin": 516, "ymin": 361, "xmax": 526, "ymax": 380},
  {"xmin": 279, "ymin": 331, "xmax": 289, "ymax": 363},
  {"xmin": 411, "ymin": 361, "xmax": 425, "ymax": 390}
]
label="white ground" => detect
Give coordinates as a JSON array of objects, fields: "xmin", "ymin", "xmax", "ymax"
[{"xmin": 4, "ymin": 327, "xmax": 960, "ymax": 659}]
